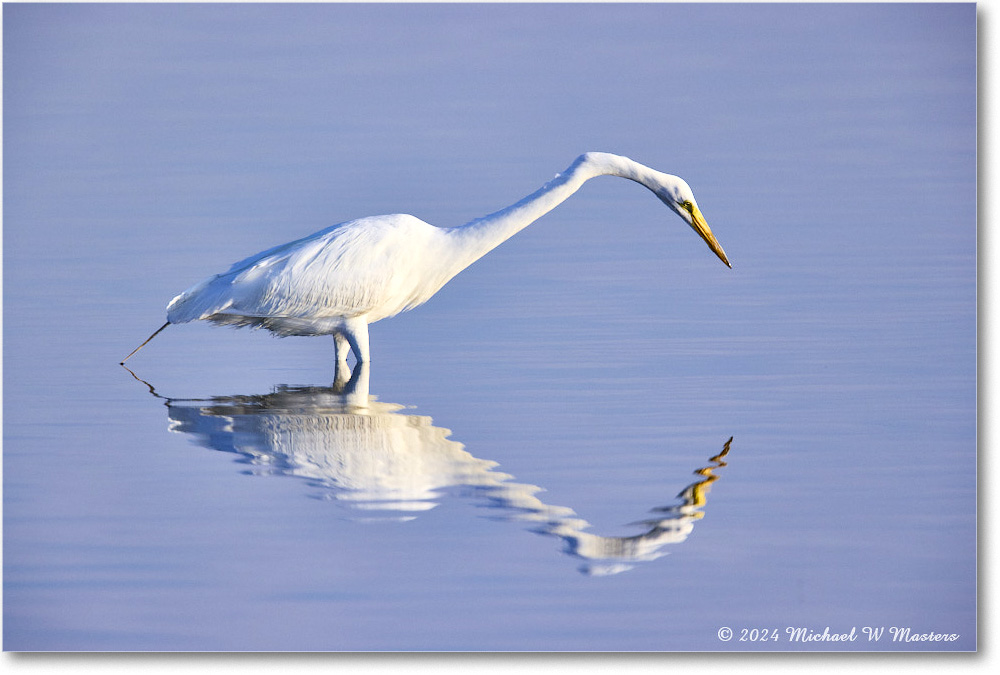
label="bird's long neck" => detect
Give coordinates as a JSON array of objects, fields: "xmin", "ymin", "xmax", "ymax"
[{"xmin": 446, "ymin": 153, "xmax": 658, "ymax": 272}]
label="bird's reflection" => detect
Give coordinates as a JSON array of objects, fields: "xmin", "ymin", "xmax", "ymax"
[{"xmin": 130, "ymin": 363, "xmax": 732, "ymax": 576}]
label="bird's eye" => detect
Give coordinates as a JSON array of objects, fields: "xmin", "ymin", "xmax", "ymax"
[{"xmin": 681, "ymin": 200, "xmax": 694, "ymax": 213}]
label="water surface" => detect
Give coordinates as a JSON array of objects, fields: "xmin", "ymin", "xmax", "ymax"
[{"xmin": 3, "ymin": 3, "xmax": 976, "ymax": 651}]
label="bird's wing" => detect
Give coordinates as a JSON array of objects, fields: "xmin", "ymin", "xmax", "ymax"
[{"xmin": 167, "ymin": 215, "xmax": 441, "ymax": 326}]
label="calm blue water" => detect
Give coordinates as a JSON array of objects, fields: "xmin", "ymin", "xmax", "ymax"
[{"xmin": 3, "ymin": 3, "xmax": 976, "ymax": 651}]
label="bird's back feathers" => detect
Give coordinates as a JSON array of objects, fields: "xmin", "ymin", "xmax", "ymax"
[{"xmin": 167, "ymin": 214, "xmax": 459, "ymax": 335}]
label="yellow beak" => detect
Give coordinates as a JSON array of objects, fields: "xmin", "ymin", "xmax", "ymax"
[{"xmin": 690, "ymin": 206, "xmax": 731, "ymax": 268}]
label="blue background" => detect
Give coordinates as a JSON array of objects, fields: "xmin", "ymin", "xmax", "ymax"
[{"xmin": 3, "ymin": 3, "xmax": 977, "ymax": 651}]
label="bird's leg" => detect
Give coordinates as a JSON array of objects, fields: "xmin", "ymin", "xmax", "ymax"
[
  {"xmin": 333, "ymin": 333, "xmax": 352, "ymax": 365},
  {"xmin": 333, "ymin": 332, "xmax": 353, "ymax": 384},
  {"xmin": 342, "ymin": 316, "xmax": 371, "ymax": 364},
  {"xmin": 332, "ymin": 356, "xmax": 352, "ymax": 392}
]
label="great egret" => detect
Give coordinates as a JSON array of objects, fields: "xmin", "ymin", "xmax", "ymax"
[{"xmin": 122, "ymin": 152, "xmax": 731, "ymax": 365}]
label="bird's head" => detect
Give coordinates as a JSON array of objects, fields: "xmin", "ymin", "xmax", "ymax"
[{"xmin": 653, "ymin": 175, "xmax": 731, "ymax": 269}]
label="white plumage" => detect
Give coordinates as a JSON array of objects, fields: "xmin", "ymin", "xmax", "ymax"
[
  {"xmin": 122, "ymin": 152, "xmax": 731, "ymax": 365},
  {"xmin": 167, "ymin": 215, "xmax": 456, "ymax": 331}
]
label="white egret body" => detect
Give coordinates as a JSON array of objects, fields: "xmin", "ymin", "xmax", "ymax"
[{"xmin": 122, "ymin": 153, "xmax": 730, "ymax": 365}]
